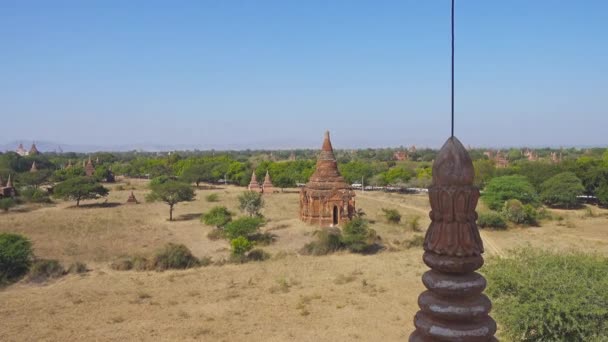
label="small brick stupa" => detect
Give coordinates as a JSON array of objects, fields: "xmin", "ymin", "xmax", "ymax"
[
  {"xmin": 299, "ymin": 131, "xmax": 355, "ymax": 226},
  {"xmin": 85, "ymin": 157, "xmax": 95, "ymax": 177},
  {"xmin": 30, "ymin": 161, "xmax": 38, "ymax": 173},
  {"xmin": 126, "ymin": 191, "xmax": 138, "ymax": 204},
  {"xmin": 247, "ymin": 171, "xmax": 262, "ymax": 193},
  {"xmin": 262, "ymin": 170, "xmax": 275, "ymax": 194}
]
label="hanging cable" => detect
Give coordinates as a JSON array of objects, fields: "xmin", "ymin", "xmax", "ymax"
[{"xmin": 451, "ymin": 0, "xmax": 455, "ymax": 137}]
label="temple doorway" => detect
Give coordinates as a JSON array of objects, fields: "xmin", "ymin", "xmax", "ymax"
[{"xmin": 333, "ymin": 206, "xmax": 338, "ymax": 226}]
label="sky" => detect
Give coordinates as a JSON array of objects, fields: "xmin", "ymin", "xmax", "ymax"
[{"xmin": 1, "ymin": 0, "xmax": 606, "ymax": 150}]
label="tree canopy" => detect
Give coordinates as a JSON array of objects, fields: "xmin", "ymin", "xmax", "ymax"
[
  {"xmin": 481, "ymin": 175, "xmax": 539, "ymax": 211},
  {"xmin": 53, "ymin": 176, "xmax": 109, "ymax": 207},
  {"xmin": 147, "ymin": 180, "xmax": 195, "ymax": 221},
  {"xmin": 540, "ymin": 172, "xmax": 584, "ymax": 208}
]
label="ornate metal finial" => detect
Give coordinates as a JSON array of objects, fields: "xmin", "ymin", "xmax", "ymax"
[{"xmin": 410, "ymin": 136, "xmax": 496, "ymax": 341}]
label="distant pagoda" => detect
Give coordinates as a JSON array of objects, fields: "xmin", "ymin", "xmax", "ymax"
[
  {"xmin": 29, "ymin": 143, "xmax": 40, "ymax": 155},
  {"xmin": 247, "ymin": 171, "xmax": 262, "ymax": 193},
  {"xmin": 16, "ymin": 144, "xmax": 27, "ymax": 156},
  {"xmin": 30, "ymin": 161, "xmax": 38, "ymax": 173},
  {"xmin": 85, "ymin": 157, "xmax": 95, "ymax": 177},
  {"xmin": 126, "ymin": 191, "xmax": 139, "ymax": 204},
  {"xmin": 262, "ymin": 170, "xmax": 275, "ymax": 194},
  {"xmin": 299, "ymin": 131, "xmax": 355, "ymax": 226}
]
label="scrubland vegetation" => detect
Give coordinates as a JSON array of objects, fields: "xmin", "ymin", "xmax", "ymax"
[{"xmin": 1, "ymin": 147, "xmax": 608, "ymax": 341}]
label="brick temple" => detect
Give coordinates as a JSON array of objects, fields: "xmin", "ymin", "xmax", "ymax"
[{"xmin": 299, "ymin": 131, "xmax": 355, "ymax": 226}]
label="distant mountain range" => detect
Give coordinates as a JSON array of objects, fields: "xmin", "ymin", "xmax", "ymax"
[
  {"xmin": 1, "ymin": 140, "xmax": 603, "ymax": 153},
  {"xmin": 0, "ymin": 141, "xmax": 207, "ymax": 153}
]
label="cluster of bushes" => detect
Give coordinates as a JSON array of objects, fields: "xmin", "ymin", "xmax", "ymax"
[
  {"xmin": 301, "ymin": 218, "xmax": 381, "ymax": 255},
  {"xmin": 1, "ymin": 233, "xmax": 87, "ymax": 286},
  {"xmin": 484, "ymin": 248, "xmax": 608, "ymax": 341},
  {"xmin": 479, "ymin": 198, "xmax": 544, "ymax": 229},
  {"xmin": 200, "ymin": 192, "xmax": 271, "ymax": 263},
  {"xmin": 111, "ymin": 243, "xmax": 210, "ymax": 271}
]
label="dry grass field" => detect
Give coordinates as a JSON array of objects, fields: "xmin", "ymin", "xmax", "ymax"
[{"xmin": 1, "ymin": 179, "xmax": 607, "ymax": 341}]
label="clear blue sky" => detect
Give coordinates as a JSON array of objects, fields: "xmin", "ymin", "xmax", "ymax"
[{"xmin": 1, "ymin": 0, "xmax": 606, "ymax": 149}]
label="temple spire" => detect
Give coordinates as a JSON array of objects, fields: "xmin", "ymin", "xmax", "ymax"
[
  {"xmin": 30, "ymin": 161, "xmax": 38, "ymax": 173},
  {"xmin": 248, "ymin": 171, "xmax": 262, "ymax": 193},
  {"xmin": 262, "ymin": 170, "xmax": 274, "ymax": 195},
  {"xmin": 5, "ymin": 174, "xmax": 13, "ymax": 188}
]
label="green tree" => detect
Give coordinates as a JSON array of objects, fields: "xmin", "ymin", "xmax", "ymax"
[
  {"xmin": 481, "ymin": 175, "xmax": 539, "ymax": 210},
  {"xmin": 596, "ymin": 181, "xmax": 608, "ymax": 207},
  {"xmin": 341, "ymin": 218, "xmax": 378, "ymax": 253},
  {"xmin": 181, "ymin": 164, "xmax": 211, "ymax": 187},
  {"xmin": 18, "ymin": 170, "xmax": 51, "ymax": 188},
  {"xmin": 0, "ymin": 233, "xmax": 33, "ymax": 284},
  {"xmin": 147, "ymin": 180, "xmax": 195, "ymax": 221},
  {"xmin": 224, "ymin": 217, "xmax": 264, "ymax": 240},
  {"xmin": 238, "ymin": 191, "xmax": 264, "ymax": 217},
  {"xmin": 0, "ymin": 198, "xmax": 16, "ymax": 212},
  {"xmin": 52, "ymin": 167, "xmax": 86, "ymax": 182},
  {"xmin": 540, "ymin": 172, "xmax": 584, "ymax": 208},
  {"xmin": 201, "ymin": 206, "xmax": 233, "ymax": 228},
  {"xmin": 473, "ymin": 159, "xmax": 495, "ymax": 188},
  {"xmin": 383, "ymin": 167, "xmax": 416, "ymax": 185},
  {"xmin": 53, "ymin": 176, "xmax": 109, "ymax": 207}
]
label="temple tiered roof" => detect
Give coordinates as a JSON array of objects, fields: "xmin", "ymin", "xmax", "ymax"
[{"xmin": 305, "ymin": 131, "xmax": 349, "ymax": 191}]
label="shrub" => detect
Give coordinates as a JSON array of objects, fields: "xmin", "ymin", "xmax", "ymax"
[
  {"xmin": 540, "ymin": 172, "xmax": 584, "ymax": 208},
  {"xmin": 28, "ymin": 259, "xmax": 65, "ymax": 283},
  {"xmin": 341, "ymin": 218, "xmax": 379, "ymax": 253},
  {"xmin": 67, "ymin": 262, "xmax": 88, "ymax": 274},
  {"xmin": 201, "ymin": 206, "xmax": 233, "ymax": 228},
  {"xmin": 477, "ymin": 211, "xmax": 507, "ymax": 230},
  {"xmin": 484, "ymin": 248, "xmax": 608, "ymax": 341},
  {"xmin": 206, "ymin": 229, "xmax": 225, "ymax": 240},
  {"xmin": 0, "ymin": 233, "xmax": 33, "ymax": 284},
  {"xmin": 205, "ymin": 193, "xmax": 219, "ymax": 202},
  {"xmin": 301, "ymin": 227, "xmax": 344, "ymax": 256},
  {"xmin": 20, "ymin": 187, "xmax": 51, "ymax": 203},
  {"xmin": 408, "ymin": 216, "xmax": 422, "ymax": 232},
  {"xmin": 481, "ymin": 175, "xmax": 540, "ymax": 210},
  {"xmin": 502, "ymin": 199, "xmax": 538, "ymax": 226},
  {"xmin": 247, "ymin": 249, "xmax": 271, "ymax": 262},
  {"xmin": 110, "ymin": 257, "xmax": 133, "ymax": 271},
  {"xmin": 152, "ymin": 243, "xmax": 199, "ymax": 271},
  {"xmin": 405, "ymin": 235, "xmax": 425, "ymax": 249},
  {"xmin": 238, "ymin": 191, "xmax": 264, "ymax": 217},
  {"xmin": 381, "ymin": 208, "xmax": 401, "ymax": 224},
  {"xmin": 249, "ymin": 232, "xmax": 277, "ymax": 246},
  {"xmin": 224, "ymin": 217, "xmax": 264, "ymax": 240},
  {"xmin": 0, "ymin": 198, "xmax": 17, "ymax": 212},
  {"xmin": 230, "ymin": 236, "xmax": 253, "ymax": 258}
]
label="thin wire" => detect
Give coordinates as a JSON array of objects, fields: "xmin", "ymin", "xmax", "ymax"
[{"xmin": 451, "ymin": 0, "xmax": 455, "ymax": 138}]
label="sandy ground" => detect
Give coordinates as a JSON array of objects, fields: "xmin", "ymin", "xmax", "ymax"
[{"xmin": 1, "ymin": 180, "xmax": 607, "ymax": 341}]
